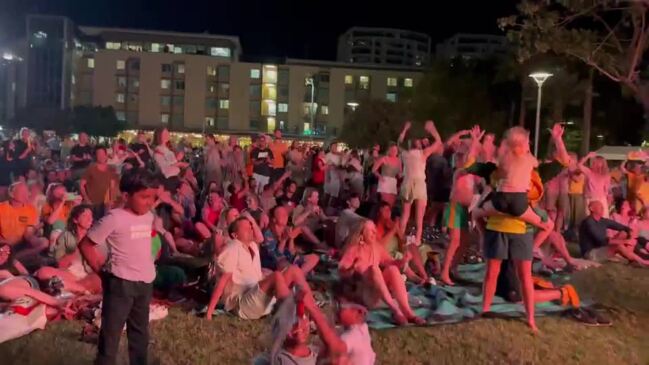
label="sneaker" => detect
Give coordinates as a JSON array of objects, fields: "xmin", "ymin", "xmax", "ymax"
[{"xmin": 582, "ymin": 307, "xmax": 612, "ymax": 326}]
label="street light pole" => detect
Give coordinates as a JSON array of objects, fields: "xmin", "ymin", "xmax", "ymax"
[{"xmin": 529, "ymin": 72, "xmax": 553, "ymax": 157}]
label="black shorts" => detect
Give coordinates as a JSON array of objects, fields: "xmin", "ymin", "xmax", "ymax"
[
  {"xmin": 484, "ymin": 230, "xmax": 533, "ymax": 261},
  {"xmin": 492, "ymin": 192, "xmax": 529, "ymax": 217}
]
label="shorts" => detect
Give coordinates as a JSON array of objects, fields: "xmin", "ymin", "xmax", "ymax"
[
  {"xmin": 236, "ymin": 284, "xmax": 275, "ymax": 320},
  {"xmin": 252, "ymin": 173, "xmax": 270, "ymax": 195},
  {"xmin": 492, "ymin": 192, "xmax": 529, "ymax": 217},
  {"xmin": 377, "ymin": 176, "xmax": 398, "ymax": 195},
  {"xmin": 584, "ymin": 246, "xmax": 611, "ymax": 262},
  {"xmin": 68, "ymin": 261, "xmax": 91, "ymax": 280},
  {"xmin": 401, "ymin": 178, "xmax": 427, "ymax": 202},
  {"xmin": 443, "ymin": 202, "xmax": 469, "ymax": 229},
  {"xmin": 484, "ymin": 230, "xmax": 534, "ymax": 261}
]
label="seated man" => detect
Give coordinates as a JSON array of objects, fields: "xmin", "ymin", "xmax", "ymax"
[
  {"xmin": 0, "ymin": 182, "xmax": 48, "ymax": 264},
  {"xmin": 334, "ymin": 194, "xmax": 364, "ymax": 248},
  {"xmin": 579, "ymin": 201, "xmax": 649, "ymax": 266},
  {"xmin": 205, "ymin": 215, "xmax": 314, "ymax": 320}
]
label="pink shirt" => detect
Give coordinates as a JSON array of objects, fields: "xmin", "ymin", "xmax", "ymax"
[
  {"xmin": 498, "ymin": 153, "xmax": 538, "ymax": 192},
  {"xmin": 87, "ymin": 208, "xmax": 155, "ymax": 283},
  {"xmin": 583, "ymin": 169, "xmax": 610, "ymax": 200}
]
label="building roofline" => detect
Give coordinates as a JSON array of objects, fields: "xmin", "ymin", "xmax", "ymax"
[
  {"xmin": 77, "ymin": 26, "xmax": 242, "ymax": 50},
  {"xmin": 285, "ymin": 58, "xmax": 426, "ymax": 72},
  {"xmin": 340, "ymin": 26, "xmax": 430, "ymax": 38}
]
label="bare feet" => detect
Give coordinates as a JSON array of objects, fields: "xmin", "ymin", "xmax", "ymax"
[
  {"xmin": 407, "ymin": 315, "xmax": 426, "ymax": 325},
  {"xmin": 527, "ymin": 319, "xmax": 539, "ymax": 334},
  {"xmin": 439, "ymin": 275, "xmax": 455, "ymax": 286},
  {"xmin": 392, "ymin": 311, "xmax": 408, "ymax": 326}
]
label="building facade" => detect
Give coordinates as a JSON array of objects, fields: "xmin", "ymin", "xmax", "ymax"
[
  {"xmin": 8, "ymin": 17, "xmax": 424, "ymax": 137},
  {"xmin": 73, "ymin": 27, "xmax": 422, "ymax": 136},
  {"xmin": 337, "ymin": 27, "xmax": 431, "ymax": 68},
  {"xmin": 435, "ymin": 33, "xmax": 509, "ymax": 60}
]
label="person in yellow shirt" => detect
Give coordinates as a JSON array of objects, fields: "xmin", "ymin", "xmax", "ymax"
[
  {"xmin": 567, "ymin": 168, "xmax": 586, "ymax": 233},
  {"xmin": 269, "ymin": 129, "xmax": 289, "ymax": 183},
  {"xmin": 621, "ymin": 160, "xmax": 647, "ymax": 213},
  {"xmin": 0, "ymin": 182, "xmax": 48, "ymax": 262}
]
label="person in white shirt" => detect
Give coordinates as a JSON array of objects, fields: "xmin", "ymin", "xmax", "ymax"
[
  {"xmin": 205, "ymin": 215, "xmax": 314, "ymax": 320},
  {"xmin": 152, "ymin": 128, "xmax": 188, "ymax": 180}
]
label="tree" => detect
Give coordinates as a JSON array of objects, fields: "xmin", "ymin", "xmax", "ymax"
[
  {"xmin": 339, "ymin": 99, "xmax": 412, "ymax": 148},
  {"xmin": 69, "ymin": 106, "xmax": 126, "ymax": 138},
  {"xmin": 500, "ymin": 0, "xmax": 649, "ymax": 138},
  {"xmin": 413, "ymin": 59, "xmax": 509, "ymax": 137}
]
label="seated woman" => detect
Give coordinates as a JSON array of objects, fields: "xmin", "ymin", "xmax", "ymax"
[
  {"xmin": 195, "ymin": 192, "xmax": 224, "ymax": 240},
  {"xmin": 338, "ymin": 219, "xmax": 425, "ymax": 326},
  {"xmin": 0, "ymin": 243, "xmax": 68, "ymax": 309},
  {"xmin": 41, "ymin": 183, "xmax": 82, "ymax": 245},
  {"xmin": 609, "ymin": 200, "xmax": 636, "ymax": 239},
  {"xmin": 37, "ymin": 205, "xmax": 101, "ymax": 294},
  {"xmin": 292, "ymin": 188, "xmax": 329, "ymax": 249},
  {"xmin": 375, "ymin": 202, "xmax": 432, "ymax": 285},
  {"xmin": 632, "ymin": 206, "xmax": 649, "ymax": 256}
]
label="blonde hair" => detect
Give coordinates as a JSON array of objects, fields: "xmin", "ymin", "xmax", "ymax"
[
  {"xmin": 505, "ymin": 127, "xmax": 529, "ymax": 146},
  {"xmin": 591, "ymin": 156, "xmax": 609, "ymax": 176},
  {"xmin": 342, "ymin": 219, "xmax": 372, "ymax": 250}
]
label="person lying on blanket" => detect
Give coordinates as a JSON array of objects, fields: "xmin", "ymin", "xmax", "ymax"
[
  {"xmin": 0, "ymin": 243, "xmax": 69, "ymax": 312},
  {"xmin": 338, "ymin": 219, "xmax": 425, "ymax": 326}
]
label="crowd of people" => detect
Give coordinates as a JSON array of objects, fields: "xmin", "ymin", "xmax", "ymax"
[{"xmin": 0, "ymin": 123, "xmax": 647, "ymax": 364}]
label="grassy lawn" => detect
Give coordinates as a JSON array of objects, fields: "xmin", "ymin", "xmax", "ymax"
[{"xmin": 1, "ymin": 263, "xmax": 648, "ymax": 365}]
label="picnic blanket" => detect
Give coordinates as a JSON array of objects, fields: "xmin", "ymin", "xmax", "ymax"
[
  {"xmin": 310, "ymin": 263, "xmax": 579, "ymax": 330},
  {"xmin": 0, "ymin": 302, "xmax": 47, "ymax": 344}
]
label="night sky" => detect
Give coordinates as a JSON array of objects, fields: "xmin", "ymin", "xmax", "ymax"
[{"xmin": 0, "ymin": 0, "xmax": 518, "ymax": 60}]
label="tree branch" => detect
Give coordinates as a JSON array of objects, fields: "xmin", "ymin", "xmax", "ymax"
[
  {"xmin": 627, "ymin": 7, "xmax": 648, "ymax": 81},
  {"xmin": 592, "ymin": 14, "xmax": 624, "ymax": 52},
  {"xmin": 565, "ymin": 50, "xmax": 623, "ymax": 82}
]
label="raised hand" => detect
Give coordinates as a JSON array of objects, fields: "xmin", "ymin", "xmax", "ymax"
[
  {"xmin": 550, "ymin": 123, "xmax": 564, "ymax": 139},
  {"xmin": 470, "ymin": 125, "xmax": 485, "ymax": 140},
  {"xmin": 403, "ymin": 121, "xmax": 412, "ymax": 131}
]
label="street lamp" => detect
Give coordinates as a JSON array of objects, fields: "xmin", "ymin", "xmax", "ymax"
[
  {"xmin": 529, "ymin": 72, "xmax": 553, "ymax": 157},
  {"xmin": 346, "ymin": 101, "xmax": 359, "ymax": 111},
  {"xmin": 305, "ymin": 77, "xmax": 315, "ymax": 134}
]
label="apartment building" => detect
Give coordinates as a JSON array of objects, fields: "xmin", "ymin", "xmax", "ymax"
[
  {"xmin": 11, "ymin": 16, "xmax": 424, "ymax": 137},
  {"xmin": 337, "ymin": 27, "xmax": 431, "ymax": 68},
  {"xmin": 436, "ymin": 33, "xmax": 509, "ymax": 60}
]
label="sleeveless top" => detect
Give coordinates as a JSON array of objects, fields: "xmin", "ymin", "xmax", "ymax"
[{"xmin": 381, "ymin": 160, "xmax": 400, "ymax": 178}]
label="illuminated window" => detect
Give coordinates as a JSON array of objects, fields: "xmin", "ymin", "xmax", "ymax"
[
  {"xmin": 303, "ymin": 103, "xmax": 317, "ymax": 116},
  {"xmin": 262, "ymin": 100, "xmax": 277, "ymax": 116},
  {"xmin": 386, "ymin": 93, "xmax": 397, "ymax": 102},
  {"xmin": 262, "ymin": 84, "xmax": 277, "ymax": 100},
  {"xmin": 151, "ymin": 43, "xmax": 161, "ymax": 52},
  {"xmin": 210, "ymin": 47, "xmax": 231, "ymax": 57},
  {"xmin": 263, "ymin": 65, "xmax": 278, "ymax": 83},
  {"xmin": 161, "ymin": 79, "xmax": 171, "ymax": 89},
  {"xmin": 116, "ymin": 60, "xmax": 125, "ymax": 70},
  {"xmin": 177, "ymin": 64, "xmax": 185, "ymax": 74},
  {"xmin": 278, "ymin": 103, "xmax": 288, "ymax": 113},
  {"xmin": 161, "ymin": 113, "xmax": 170, "ymax": 124},
  {"xmin": 117, "ymin": 77, "xmax": 127, "ymax": 88},
  {"xmin": 131, "ymin": 79, "xmax": 140, "ymax": 89},
  {"xmin": 404, "ymin": 78, "xmax": 414, "ymax": 87},
  {"xmin": 219, "ymin": 100, "xmax": 229, "ymax": 109},
  {"xmin": 205, "ymin": 117, "xmax": 215, "ymax": 127},
  {"xmin": 344, "ymin": 75, "xmax": 353, "ymax": 85},
  {"xmin": 207, "ymin": 66, "xmax": 217, "ymax": 76},
  {"xmin": 359, "ymin": 76, "xmax": 370, "ymax": 89},
  {"xmin": 106, "ymin": 42, "xmax": 121, "ymax": 50},
  {"xmin": 208, "ymin": 84, "xmax": 216, "ymax": 93},
  {"xmin": 250, "ymin": 69, "xmax": 261, "ymax": 79},
  {"xmin": 387, "ymin": 77, "xmax": 398, "ymax": 87},
  {"xmin": 87, "ymin": 58, "xmax": 95, "ymax": 69},
  {"xmin": 173, "ymin": 46, "xmax": 182, "ymax": 54},
  {"xmin": 321, "ymin": 105, "xmax": 329, "ymax": 115},
  {"xmin": 303, "ymin": 123, "xmax": 311, "ymax": 134},
  {"xmin": 267, "ymin": 117, "xmax": 276, "ymax": 133},
  {"xmin": 116, "ymin": 93, "xmax": 125, "ymax": 103}
]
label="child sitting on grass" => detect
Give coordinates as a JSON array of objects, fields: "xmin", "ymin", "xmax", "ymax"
[{"xmin": 472, "ymin": 127, "xmax": 551, "ymax": 231}]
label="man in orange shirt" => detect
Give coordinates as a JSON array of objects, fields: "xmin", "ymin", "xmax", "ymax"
[
  {"xmin": 0, "ymin": 182, "xmax": 48, "ymax": 262},
  {"xmin": 269, "ymin": 129, "xmax": 289, "ymax": 183}
]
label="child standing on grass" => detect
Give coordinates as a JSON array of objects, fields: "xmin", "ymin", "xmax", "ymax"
[{"xmin": 79, "ymin": 169, "xmax": 160, "ymax": 365}]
